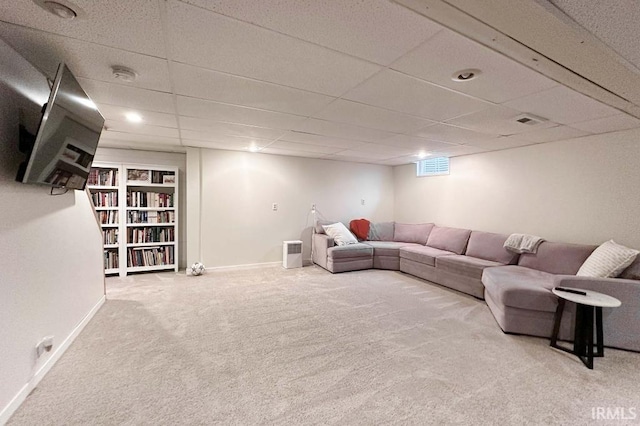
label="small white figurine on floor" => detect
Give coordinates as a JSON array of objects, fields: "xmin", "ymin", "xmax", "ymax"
[{"xmin": 189, "ymin": 262, "xmax": 205, "ymax": 276}]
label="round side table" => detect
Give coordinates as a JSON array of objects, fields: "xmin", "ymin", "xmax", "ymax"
[{"xmin": 550, "ymin": 287, "xmax": 621, "ymax": 369}]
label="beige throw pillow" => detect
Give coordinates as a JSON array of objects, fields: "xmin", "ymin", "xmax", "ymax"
[
  {"xmin": 322, "ymin": 222, "xmax": 358, "ymax": 246},
  {"xmin": 577, "ymin": 240, "xmax": 639, "ymax": 278}
]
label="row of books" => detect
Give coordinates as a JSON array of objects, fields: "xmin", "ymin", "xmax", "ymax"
[
  {"xmin": 127, "ymin": 246, "xmax": 174, "ymax": 267},
  {"xmin": 102, "ymin": 229, "xmax": 118, "ymax": 245},
  {"xmin": 99, "ymin": 210, "xmax": 118, "ymax": 224},
  {"xmin": 127, "ymin": 210, "xmax": 175, "ymax": 224},
  {"xmin": 88, "ymin": 168, "xmax": 118, "ymax": 186},
  {"xmin": 128, "ymin": 227, "xmax": 175, "ymax": 244},
  {"xmin": 127, "ymin": 191, "xmax": 174, "ymax": 208},
  {"xmin": 103, "ymin": 250, "xmax": 119, "ymax": 269},
  {"xmin": 91, "ymin": 191, "xmax": 118, "ymax": 207}
]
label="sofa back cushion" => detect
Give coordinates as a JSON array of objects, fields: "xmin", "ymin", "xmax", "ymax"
[
  {"xmin": 620, "ymin": 255, "xmax": 640, "ymax": 280},
  {"xmin": 368, "ymin": 222, "xmax": 395, "ymax": 241},
  {"xmin": 517, "ymin": 241, "xmax": 596, "ymax": 275},
  {"xmin": 426, "ymin": 226, "xmax": 471, "ymax": 255},
  {"xmin": 466, "ymin": 231, "xmax": 519, "ymax": 264},
  {"xmin": 393, "ymin": 223, "xmax": 434, "ymax": 245}
]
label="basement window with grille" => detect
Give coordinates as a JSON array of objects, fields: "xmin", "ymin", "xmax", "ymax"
[{"xmin": 416, "ymin": 157, "xmax": 450, "ymax": 177}]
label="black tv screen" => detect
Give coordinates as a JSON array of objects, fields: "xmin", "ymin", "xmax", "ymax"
[{"xmin": 18, "ymin": 63, "xmax": 104, "ymax": 190}]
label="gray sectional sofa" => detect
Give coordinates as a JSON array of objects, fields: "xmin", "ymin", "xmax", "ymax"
[{"xmin": 312, "ymin": 222, "xmax": 640, "ymax": 352}]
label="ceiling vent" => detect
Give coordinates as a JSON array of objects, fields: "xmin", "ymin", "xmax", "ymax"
[{"xmin": 513, "ymin": 113, "xmax": 548, "ymax": 126}]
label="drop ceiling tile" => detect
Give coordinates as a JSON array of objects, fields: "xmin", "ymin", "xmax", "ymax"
[
  {"xmin": 99, "ymin": 138, "xmax": 186, "ymax": 153},
  {"xmin": 266, "ymin": 141, "xmax": 343, "ymax": 154},
  {"xmin": 570, "ymin": 113, "xmax": 640, "ymax": 133},
  {"xmin": 333, "ymin": 150, "xmax": 395, "ymax": 160},
  {"xmin": 100, "ymin": 131, "xmax": 180, "ymax": 146},
  {"xmin": 447, "ymin": 105, "xmax": 557, "ymax": 135},
  {"xmin": 0, "ymin": 0, "xmax": 165, "ymax": 56},
  {"xmin": 517, "ymin": 125, "xmax": 591, "ymax": 143},
  {"xmin": 179, "ymin": 116, "xmax": 286, "ymax": 140},
  {"xmin": 392, "ymin": 29, "xmax": 558, "ymax": 103},
  {"xmin": 291, "ymin": 118, "xmax": 397, "ymax": 143},
  {"xmin": 429, "ymin": 145, "xmax": 489, "ymax": 157},
  {"xmin": 167, "ymin": 0, "xmax": 381, "ymax": 96},
  {"xmin": 314, "ymin": 99, "xmax": 436, "ymax": 133},
  {"xmin": 177, "ymin": 96, "xmax": 307, "ymax": 129},
  {"xmin": 463, "ymin": 136, "xmax": 536, "ymax": 150},
  {"xmin": 278, "ymin": 131, "xmax": 369, "ymax": 149},
  {"xmin": 78, "ymin": 79, "xmax": 175, "ymax": 114},
  {"xmin": 181, "ymin": 139, "xmax": 266, "ymax": 151},
  {"xmin": 344, "ymin": 70, "xmax": 490, "ymax": 121},
  {"xmin": 376, "ymin": 135, "xmax": 459, "ymax": 152},
  {"xmin": 378, "ymin": 155, "xmax": 422, "ymax": 166},
  {"xmin": 323, "ymin": 155, "xmax": 378, "ymax": 164},
  {"xmin": 260, "ymin": 148, "xmax": 329, "ymax": 159},
  {"xmin": 180, "ymin": 130, "xmax": 273, "ymax": 145},
  {"xmin": 503, "ymin": 86, "xmax": 620, "ymax": 125},
  {"xmin": 172, "ymin": 63, "xmax": 335, "ymax": 115},
  {"xmin": 180, "ymin": 0, "xmax": 442, "ymax": 65},
  {"xmin": 105, "ymin": 121, "xmax": 179, "ymax": 138},
  {"xmin": 411, "ymin": 124, "xmax": 496, "ymax": 145},
  {"xmin": 98, "ymin": 105, "xmax": 178, "ymax": 128},
  {"xmin": 0, "ymin": 22, "xmax": 171, "ymax": 92}
]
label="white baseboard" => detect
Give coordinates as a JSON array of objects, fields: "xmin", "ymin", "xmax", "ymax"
[
  {"xmin": 205, "ymin": 261, "xmax": 282, "ymax": 272},
  {"xmin": 0, "ymin": 295, "xmax": 106, "ymax": 425}
]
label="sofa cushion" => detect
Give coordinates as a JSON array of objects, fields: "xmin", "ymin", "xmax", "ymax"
[
  {"xmin": 466, "ymin": 231, "xmax": 519, "ymax": 265},
  {"xmin": 620, "ymin": 255, "xmax": 640, "ymax": 280},
  {"xmin": 577, "ymin": 240, "xmax": 639, "ymax": 278},
  {"xmin": 328, "ymin": 243, "xmax": 373, "ymax": 260},
  {"xmin": 436, "ymin": 255, "xmax": 504, "ymax": 280},
  {"xmin": 393, "ymin": 223, "xmax": 434, "ymax": 245},
  {"xmin": 518, "ymin": 242, "xmax": 596, "ymax": 275},
  {"xmin": 368, "ymin": 222, "xmax": 395, "ymax": 241},
  {"xmin": 399, "ymin": 245, "xmax": 455, "ymax": 267},
  {"xmin": 364, "ymin": 241, "xmax": 421, "ymax": 257},
  {"xmin": 482, "ymin": 265, "xmax": 558, "ymax": 312},
  {"xmin": 426, "ymin": 226, "xmax": 471, "ymax": 255}
]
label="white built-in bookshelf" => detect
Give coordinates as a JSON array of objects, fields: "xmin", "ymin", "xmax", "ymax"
[{"xmin": 88, "ymin": 162, "xmax": 178, "ymax": 277}]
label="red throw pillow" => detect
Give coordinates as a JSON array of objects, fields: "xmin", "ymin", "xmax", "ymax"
[{"xmin": 350, "ymin": 218, "xmax": 370, "ymax": 241}]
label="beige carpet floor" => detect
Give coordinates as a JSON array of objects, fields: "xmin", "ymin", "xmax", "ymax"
[{"xmin": 8, "ymin": 266, "xmax": 640, "ymax": 425}]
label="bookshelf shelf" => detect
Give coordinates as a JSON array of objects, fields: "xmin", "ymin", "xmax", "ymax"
[{"xmin": 89, "ymin": 162, "xmax": 179, "ymax": 277}]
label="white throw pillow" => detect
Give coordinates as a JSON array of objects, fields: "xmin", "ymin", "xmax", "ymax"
[
  {"xmin": 322, "ymin": 222, "xmax": 358, "ymax": 246},
  {"xmin": 577, "ymin": 240, "xmax": 640, "ymax": 278}
]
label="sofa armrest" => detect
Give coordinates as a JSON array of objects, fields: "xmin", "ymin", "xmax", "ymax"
[
  {"xmin": 312, "ymin": 233, "xmax": 335, "ymax": 269},
  {"xmin": 553, "ymin": 275, "xmax": 640, "ymax": 351}
]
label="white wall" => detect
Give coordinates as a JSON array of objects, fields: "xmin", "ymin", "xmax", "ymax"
[
  {"xmin": 93, "ymin": 147, "xmax": 187, "ymax": 268},
  {"xmin": 0, "ymin": 43, "xmax": 105, "ymax": 423},
  {"xmin": 394, "ymin": 128, "xmax": 640, "ymax": 249},
  {"xmin": 193, "ymin": 148, "xmax": 394, "ymax": 267}
]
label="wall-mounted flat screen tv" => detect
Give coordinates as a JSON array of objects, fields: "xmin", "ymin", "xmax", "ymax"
[{"xmin": 17, "ymin": 63, "xmax": 104, "ymax": 190}]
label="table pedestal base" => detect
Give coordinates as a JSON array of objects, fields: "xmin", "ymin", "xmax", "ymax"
[{"xmin": 550, "ymin": 299, "xmax": 604, "ymax": 369}]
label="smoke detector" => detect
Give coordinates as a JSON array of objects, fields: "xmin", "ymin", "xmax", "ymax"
[
  {"xmin": 513, "ymin": 113, "xmax": 548, "ymax": 126},
  {"xmin": 111, "ymin": 66, "xmax": 137, "ymax": 83},
  {"xmin": 452, "ymin": 69, "xmax": 481, "ymax": 82}
]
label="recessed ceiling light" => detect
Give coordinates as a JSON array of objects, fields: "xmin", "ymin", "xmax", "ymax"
[
  {"xmin": 125, "ymin": 112, "xmax": 142, "ymax": 123},
  {"xmin": 111, "ymin": 66, "xmax": 137, "ymax": 83},
  {"xmin": 417, "ymin": 152, "xmax": 429, "ymax": 159},
  {"xmin": 451, "ymin": 69, "xmax": 481, "ymax": 82},
  {"xmin": 33, "ymin": 0, "xmax": 78, "ymax": 19},
  {"xmin": 248, "ymin": 145, "xmax": 260, "ymax": 152}
]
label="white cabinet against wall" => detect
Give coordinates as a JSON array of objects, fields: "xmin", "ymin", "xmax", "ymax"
[{"xmin": 88, "ymin": 162, "xmax": 179, "ymax": 276}]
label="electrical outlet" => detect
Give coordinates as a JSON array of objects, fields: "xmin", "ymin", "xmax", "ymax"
[
  {"xmin": 311, "ymin": 203, "xmax": 316, "ymax": 212},
  {"xmin": 361, "ymin": 199, "xmax": 365, "ymax": 206},
  {"xmin": 272, "ymin": 203, "xmax": 278, "ymax": 211}
]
